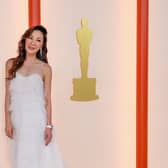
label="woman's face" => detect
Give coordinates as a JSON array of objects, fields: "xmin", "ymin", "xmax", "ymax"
[{"xmin": 25, "ymin": 30, "xmax": 44, "ymax": 55}]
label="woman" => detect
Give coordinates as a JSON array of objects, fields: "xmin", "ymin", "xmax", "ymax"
[{"xmin": 4, "ymin": 25, "xmax": 65, "ymax": 168}]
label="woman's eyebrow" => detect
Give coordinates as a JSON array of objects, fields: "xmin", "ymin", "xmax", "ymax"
[{"xmin": 36, "ymin": 37, "xmax": 42, "ymax": 40}]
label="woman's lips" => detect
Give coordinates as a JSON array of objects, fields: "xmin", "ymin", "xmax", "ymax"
[{"xmin": 28, "ymin": 46, "xmax": 36, "ymax": 50}]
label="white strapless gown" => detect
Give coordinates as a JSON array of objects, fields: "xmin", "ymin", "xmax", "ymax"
[{"xmin": 9, "ymin": 72, "xmax": 65, "ymax": 168}]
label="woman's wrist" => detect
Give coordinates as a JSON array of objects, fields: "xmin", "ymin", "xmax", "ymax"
[{"xmin": 46, "ymin": 123, "xmax": 53, "ymax": 129}]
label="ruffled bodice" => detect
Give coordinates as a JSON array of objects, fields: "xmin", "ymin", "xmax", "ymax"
[{"xmin": 9, "ymin": 72, "xmax": 46, "ymax": 111}]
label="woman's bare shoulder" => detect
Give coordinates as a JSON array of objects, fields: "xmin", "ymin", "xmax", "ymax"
[
  {"xmin": 43, "ymin": 63, "xmax": 52, "ymax": 74},
  {"xmin": 39, "ymin": 62, "xmax": 52, "ymax": 78}
]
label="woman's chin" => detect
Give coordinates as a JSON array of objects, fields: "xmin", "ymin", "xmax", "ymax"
[{"xmin": 26, "ymin": 50, "xmax": 38, "ymax": 55}]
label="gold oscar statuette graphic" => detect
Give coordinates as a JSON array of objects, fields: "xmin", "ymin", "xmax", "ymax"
[{"xmin": 71, "ymin": 18, "xmax": 99, "ymax": 101}]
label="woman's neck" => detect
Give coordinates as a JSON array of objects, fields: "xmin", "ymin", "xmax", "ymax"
[{"xmin": 25, "ymin": 53, "xmax": 38, "ymax": 64}]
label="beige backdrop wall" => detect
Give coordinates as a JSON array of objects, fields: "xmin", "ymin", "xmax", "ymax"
[
  {"xmin": 0, "ymin": 1, "xmax": 28, "ymax": 168},
  {"xmin": 41, "ymin": 0, "xmax": 136, "ymax": 168},
  {"xmin": 149, "ymin": 1, "xmax": 168, "ymax": 168},
  {"xmin": 0, "ymin": 1, "xmax": 136, "ymax": 168}
]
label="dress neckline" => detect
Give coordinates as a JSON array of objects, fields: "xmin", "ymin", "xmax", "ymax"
[{"xmin": 16, "ymin": 72, "xmax": 43, "ymax": 82}]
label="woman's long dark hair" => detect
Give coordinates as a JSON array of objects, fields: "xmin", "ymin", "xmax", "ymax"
[{"xmin": 8, "ymin": 25, "xmax": 48, "ymax": 80}]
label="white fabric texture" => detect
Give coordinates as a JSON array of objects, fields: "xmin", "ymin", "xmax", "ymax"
[{"xmin": 8, "ymin": 72, "xmax": 65, "ymax": 168}]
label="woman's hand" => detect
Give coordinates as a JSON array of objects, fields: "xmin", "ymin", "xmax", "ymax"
[
  {"xmin": 44, "ymin": 127, "xmax": 52, "ymax": 146},
  {"xmin": 5, "ymin": 118, "xmax": 14, "ymax": 139}
]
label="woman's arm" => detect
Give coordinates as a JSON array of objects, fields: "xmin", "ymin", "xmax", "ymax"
[
  {"xmin": 43, "ymin": 64, "xmax": 52, "ymax": 125},
  {"xmin": 43, "ymin": 63, "xmax": 53, "ymax": 145},
  {"xmin": 5, "ymin": 59, "xmax": 14, "ymax": 138}
]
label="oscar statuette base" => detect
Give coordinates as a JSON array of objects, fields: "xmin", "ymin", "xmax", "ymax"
[{"xmin": 71, "ymin": 78, "xmax": 99, "ymax": 101}]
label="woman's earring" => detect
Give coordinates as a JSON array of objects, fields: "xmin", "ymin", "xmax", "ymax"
[{"xmin": 40, "ymin": 48, "xmax": 43, "ymax": 58}]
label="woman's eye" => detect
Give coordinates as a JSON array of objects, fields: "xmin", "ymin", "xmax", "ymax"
[{"xmin": 37, "ymin": 40, "xmax": 41, "ymax": 42}]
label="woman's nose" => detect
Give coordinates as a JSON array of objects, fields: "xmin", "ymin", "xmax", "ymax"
[{"xmin": 31, "ymin": 40, "xmax": 36, "ymax": 45}]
